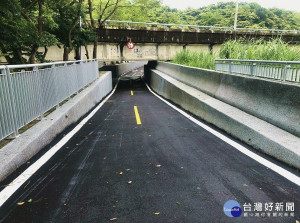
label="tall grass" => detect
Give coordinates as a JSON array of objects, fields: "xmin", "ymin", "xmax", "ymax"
[
  {"xmin": 172, "ymin": 50, "xmax": 216, "ymax": 70},
  {"xmin": 172, "ymin": 39, "xmax": 300, "ymax": 70},
  {"xmin": 219, "ymin": 39, "xmax": 300, "ymax": 61}
]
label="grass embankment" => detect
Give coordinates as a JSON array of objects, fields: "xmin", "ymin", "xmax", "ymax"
[{"xmin": 172, "ymin": 39, "xmax": 300, "ymax": 70}]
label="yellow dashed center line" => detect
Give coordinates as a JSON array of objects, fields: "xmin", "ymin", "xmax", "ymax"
[
  {"xmin": 131, "ymin": 90, "xmax": 133, "ymax": 96},
  {"xmin": 134, "ymin": 106, "xmax": 142, "ymax": 125}
]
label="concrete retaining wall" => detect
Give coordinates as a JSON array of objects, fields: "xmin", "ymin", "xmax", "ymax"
[
  {"xmin": 0, "ymin": 44, "xmax": 221, "ymax": 63},
  {"xmin": 146, "ymin": 61, "xmax": 300, "ymax": 138},
  {"xmin": 0, "ymin": 72, "xmax": 112, "ymax": 182},
  {"xmin": 145, "ymin": 67, "xmax": 300, "ymax": 169}
]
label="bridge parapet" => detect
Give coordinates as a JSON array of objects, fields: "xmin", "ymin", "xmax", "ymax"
[{"xmin": 94, "ymin": 20, "xmax": 300, "ymax": 35}]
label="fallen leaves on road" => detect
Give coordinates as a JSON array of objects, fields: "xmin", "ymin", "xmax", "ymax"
[
  {"xmin": 17, "ymin": 202, "xmax": 25, "ymax": 206},
  {"xmin": 27, "ymin": 199, "xmax": 32, "ymax": 203},
  {"xmin": 176, "ymin": 202, "xmax": 181, "ymax": 205},
  {"xmin": 155, "ymin": 164, "xmax": 161, "ymax": 168},
  {"xmin": 154, "ymin": 212, "xmax": 160, "ymax": 215},
  {"xmin": 127, "ymin": 181, "xmax": 132, "ymax": 184},
  {"xmin": 110, "ymin": 217, "xmax": 118, "ymax": 221},
  {"xmin": 125, "ymin": 169, "xmax": 130, "ymax": 172},
  {"xmin": 243, "ymin": 184, "xmax": 248, "ymax": 187},
  {"xmin": 119, "ymin": 172, "xmax": 124, "ymax": 175}
]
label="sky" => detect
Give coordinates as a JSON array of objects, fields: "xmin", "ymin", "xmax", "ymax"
[{"xmin": 162, "ymin": 0, "xmax": 300, "ymax": 12}]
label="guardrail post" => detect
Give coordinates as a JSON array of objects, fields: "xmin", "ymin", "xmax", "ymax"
[
  {"xmin": 5, "ymin": 67, "xmax": 19, "ymax": 138},
  {"xmin": 229, "ymin": 61, "xmax": 233, "ymax": 74},
  {"xmin": 282, "ymin": 64, "xmax": 290, "ymax": 81},
  {"xmin": 250, "ymin": 62, "xmax": 256, "ymax": 76}
]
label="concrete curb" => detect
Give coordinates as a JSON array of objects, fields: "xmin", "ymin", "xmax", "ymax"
[
  {"xmin": 146, "ymin": 69, "xmax": 300, "ymax": 169},
  {"xmin": 0, "ymin": 72, "xmax": 113, "ymax": 182}
]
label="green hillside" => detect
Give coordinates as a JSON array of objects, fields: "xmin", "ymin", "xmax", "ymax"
[{"xmin": 108, "ymin": 1, "xmax": 300, "ymax": 30}]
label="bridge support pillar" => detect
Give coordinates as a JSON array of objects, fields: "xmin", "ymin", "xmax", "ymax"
[
  {"xmin": 156, "ymin": 44, "xmax": 159, "ymax": 60},
  {"xmin": 209, "ymin": 44, "xmax": 214, "ymax": 54},
  {"xmin": 103, "ymin": 44, "xmax": 108, "ymax": 59}
]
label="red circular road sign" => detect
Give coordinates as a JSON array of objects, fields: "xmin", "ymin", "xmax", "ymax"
[{"xmin": 126, "ymin": 41, "xmax": 135, "ymax": 49}]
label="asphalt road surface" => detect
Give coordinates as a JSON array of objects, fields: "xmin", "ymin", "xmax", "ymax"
[{"xmin": 0, "ymin": 68, "xmax": 299, "ymax": 223}]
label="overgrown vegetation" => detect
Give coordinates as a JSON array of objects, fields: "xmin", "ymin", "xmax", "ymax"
[
  {"xmin": 172, "ymin": 50, "xmax": 216, "ymax": 70},
  {"xmin": 219, "ymin": 39, "xmax": 300, "ymax": 61},
  {"xmin": 172, "ymin": 39, "xmax": 300, "ymax": 70}
]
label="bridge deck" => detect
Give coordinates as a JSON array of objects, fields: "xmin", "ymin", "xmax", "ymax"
[{"xmin": 0, "ymin": 68, "xmax": 299, "ymax": 222}]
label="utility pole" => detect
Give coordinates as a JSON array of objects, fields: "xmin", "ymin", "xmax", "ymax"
[{"xmin": 234, "ymin": 0, "xmax": 239, "ymax": 31}]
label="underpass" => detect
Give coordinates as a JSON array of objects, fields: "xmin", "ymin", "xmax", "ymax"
[{"xmin": 0, "ymin": 67, "xmax": 299, "ymax": 222}]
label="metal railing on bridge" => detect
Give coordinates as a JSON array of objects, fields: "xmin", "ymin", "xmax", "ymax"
[
  {"xmin": 88, "ymin": 19, "xmax": 300, "ymax": 34},
  {"xmin": 0, "ymin": 60, "xmax": 98, "ymax": 141},
  {"xmin": 215, "ymin": 59, "xmax": 300, "ymax": 82}
]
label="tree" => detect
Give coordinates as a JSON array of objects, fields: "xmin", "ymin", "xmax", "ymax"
[
  {"xmin": 0, "ymin": 0, "xmax": 57, "ymax": 64},
  {"xmin": 73, "ymin": 27, "xmax": 96, "ymax": 59},
  {"xmin": 50, "ymin": 0, "xmax": 84, "ymax": 61},
  {"xmin": 87, "ymin": 0, "xmax": 124, "ymax": 59},
  {"xmin": 0, "ymin": 0, "xmax": 23, "ymax": 64}
]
